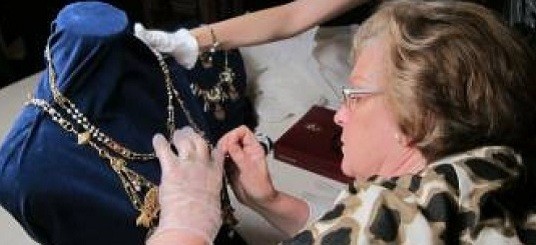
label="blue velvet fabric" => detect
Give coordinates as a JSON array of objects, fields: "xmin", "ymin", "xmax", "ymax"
[{"xmin": 0, "ymin": 2, "xmax": 247, "ymax": 244}]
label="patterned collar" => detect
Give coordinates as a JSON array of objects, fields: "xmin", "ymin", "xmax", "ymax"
[{"xmin": 349, "ymin": 146, "xmax": 525, "ymax": 195}]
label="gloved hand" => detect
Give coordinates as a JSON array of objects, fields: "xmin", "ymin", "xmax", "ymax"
[
  {"xmin": 148, "ymin": 127, "xmax": 223, "ymax": 244},
  {"xmin": 134, "ymin": 23, "xmax": 199, "ymax": 69}
]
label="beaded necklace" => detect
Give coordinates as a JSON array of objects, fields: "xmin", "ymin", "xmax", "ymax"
[{"xmin": 26, "ymin": 40, "xmax": 237, "ymax": 231}]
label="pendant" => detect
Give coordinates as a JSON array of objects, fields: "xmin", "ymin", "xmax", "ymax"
[
  {"xmin": 205, "ymin": 86, "xmax": 223, "ymax": 103},
  {"xmin": 219, "ymin": 68, "xmax": 235, "ymax": 84},
  {"xmin": 136, "ymin": 187, "xmax": 160, "ymax": 228}
]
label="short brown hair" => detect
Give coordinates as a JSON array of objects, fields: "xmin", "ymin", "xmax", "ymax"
[{"xmin": 354, "ymin": 0, "xmax": 536, "ymax": 161}]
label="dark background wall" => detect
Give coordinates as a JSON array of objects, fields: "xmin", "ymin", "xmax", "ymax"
[
  {"xmin": 0, "ymin": 0, "xmax": 146, "ymax": 88},
  {"xmin": 0, "ymin": 0, "xmax": 254, "ymax": 88},
  {"xmin": 1, "ymin": 0, "xmax": 533, "ymax": 89}
]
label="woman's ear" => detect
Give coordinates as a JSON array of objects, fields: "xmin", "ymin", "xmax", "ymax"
[{"xmin": 395, "ymin": 133, "xmax": 414, "ymax": 147}]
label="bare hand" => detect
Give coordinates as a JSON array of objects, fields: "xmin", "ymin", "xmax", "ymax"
[{"xmin": 217, "ymin": 126, "xmax": 278, "ymax": 209}]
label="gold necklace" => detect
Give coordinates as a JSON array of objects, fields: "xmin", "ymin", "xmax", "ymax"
[
  {"xmin": 27, "ymin": 97, "xmax": 161, "ymax": 227},
  {"xmin": 43, "ymin": 43, "xmax": 181, "ymax": 161},
  {"xmin": 26, "ymin": 40, "xmax": 240, "ymax": 230}
]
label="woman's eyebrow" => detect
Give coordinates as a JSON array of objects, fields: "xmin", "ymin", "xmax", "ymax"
[
  {"xmin": 349, "ymin": 73, "xmax": 373, "ymax": 84},
  {"xmin": 349, "ymin": 71, "xmax": 384, "ymax": 89}
]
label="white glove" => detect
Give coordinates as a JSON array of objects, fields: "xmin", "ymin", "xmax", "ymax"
[
  {"xmin": 148, "ymin": 127, "xmax": 223, "ymax": 244},
  {"xmin": 134, "ymin": 23, "xmax": 199, "ymax": 69}
]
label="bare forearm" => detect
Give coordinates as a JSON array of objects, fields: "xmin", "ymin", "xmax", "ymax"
[
  {"xmin": 251, "ymin": 191, "xmax": 310, "ymax": 238},
  {"xmin": 190, "ymin": 0, "xmax": 369, "ymax": 51}
]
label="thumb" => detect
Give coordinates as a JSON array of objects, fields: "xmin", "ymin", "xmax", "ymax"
[{"xmin": 152, "ymin": 134, "xmax": 175, "ymax": 176}]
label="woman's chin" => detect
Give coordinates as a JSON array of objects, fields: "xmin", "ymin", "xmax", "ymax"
[{"xmin": 340, "ymin": 161, "xmax": 353, "ymax": 178}]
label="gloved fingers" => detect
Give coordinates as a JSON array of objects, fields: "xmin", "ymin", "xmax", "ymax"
[
  {"xmin": 175, "ymin": 127, "xmax": 211, "ymax": 163},
  {"xmin": 170, "ymin": 29, "xmax": 199, "ymax": 69},
  {"xmin": 191, "ymin": 132, "xmax": 211, "ymax": 164},
  {"xmin": 133, "ymin": 23, "xmax": 199, "ymax": 70},
  {"xmin": 172, "ymin": 129, "xmax": 196, "ymax": 163},
  {"xmin": 152, "ymin": 133, "xmax": 176, "ymax": 175},
  {"xmin": 180, "ymin": 127, "xmax": 208, "ymax": 159},
  {"xmin": 134, "ymin": 22, "xmax": 155, "ymax": 46},
  {"xmin": 133, "ymin": 23, "xmax": 173, "ymax": 51},
  {"xmin": 134, "ymin": 23, "xmax": 145, "ymax": 36},
  {"xmin": 211, "ymin": 146, "xmax": 225, "ymax": 172}
]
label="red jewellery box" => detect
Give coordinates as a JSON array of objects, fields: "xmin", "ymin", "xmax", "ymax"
[{"xmin": 274, "ymin": 106, "xmax": 353, "ymax": 183}]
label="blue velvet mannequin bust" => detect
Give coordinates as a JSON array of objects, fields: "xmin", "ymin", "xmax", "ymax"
[{"xmin": 0, "ymin": 2, "xmax": 247, "ymax": 244}]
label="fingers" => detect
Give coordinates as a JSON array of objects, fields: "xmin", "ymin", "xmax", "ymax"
[
  {"xmin": 217, "ymin": 125, "xmax": 250, "ymax": 151},
  {"xmin": 186, "ymin": 128, "xmax": 210, "ymax": 159},
  {"xmin": 134, "ymin": 22, "xmax": 156, "ymax": 46},
  {"xmin": 227, "ymin": 143, "xmax": 246, "ymax": 170},
  {"xmin": 133, "ymin": 23, "xmax": 173, "ymax": 52},
  {"xmin": 172, "ymin": 129, "xmax": 195, "ymax": 162},
  {"xmin": 172, "ymin": 127, "xmax": 212, "ymax": 164},
  {"xmin": 218, "ymin": 126, "xmax": 247, "ymax": 162},
  {"xmin": 211, "ymin": 146, "xmax": 225, "ymax": 173},
  {"xmin": 152, "ymin": 133, "xmax": 175, "ymax": 175},
  {"xmin": 134, "ymin": 23, "xmax": 145, "ymax": 35},
  {"xmin": 218, "ymin": 126, "xmax": 265, "ymax": 165}
]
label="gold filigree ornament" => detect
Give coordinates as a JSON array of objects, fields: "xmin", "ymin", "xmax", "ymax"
[
  {"xmin": 191, "ymin": 51, "xmax": 239, "ymax": 121},
  {"xmin": 136, "ymin": 187, "xmax": 159, "ymax": 228},
  {"xmin": 26, "ymin": 38, "xmax": 238, "ymax": 232}
]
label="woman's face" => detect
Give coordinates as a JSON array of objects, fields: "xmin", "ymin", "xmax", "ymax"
[{"xmin": 334, "ymin": 38, "xmax": 422, "ymax": 181}]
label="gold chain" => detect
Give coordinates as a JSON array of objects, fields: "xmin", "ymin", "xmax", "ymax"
[
  {"xmin": 28, "ymin": 39, "xmax": 238, "ymax": 231},
  {"xmin": 43, "ymin": 43, "xmax": 202, "ymax": 160},
  {"xmin": 27, "ymin": 97, "xmax": 160, "ymax": 227}
]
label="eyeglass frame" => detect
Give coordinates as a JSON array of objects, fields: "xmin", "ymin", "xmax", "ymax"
[{"xmin": 341, "ymin": 86, "xmax": 383, "ymax": 109}]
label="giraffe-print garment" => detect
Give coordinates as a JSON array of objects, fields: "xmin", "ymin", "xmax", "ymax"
[{"xmin": 283, "ymin": 146, "xmax": 536, "ymax": 244}]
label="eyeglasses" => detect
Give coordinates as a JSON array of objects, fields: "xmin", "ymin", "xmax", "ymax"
[{"xmin": 341, "ymin": 86, "xmax": 382, "ymax": 109}]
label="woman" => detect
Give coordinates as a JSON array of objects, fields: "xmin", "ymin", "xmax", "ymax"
[{"xmin": 148, "ymin": 1, "xmax": 536, "ymax": 244}]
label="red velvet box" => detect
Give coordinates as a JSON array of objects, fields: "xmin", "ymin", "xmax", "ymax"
[{"xmin": 274, "ymin": 106, "xmax": 353, "ymax": 183}]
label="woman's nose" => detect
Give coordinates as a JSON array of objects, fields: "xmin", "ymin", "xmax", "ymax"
[{"xmin": 334, "ymin": 106, "xmax": 348, "ymax": 126}]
